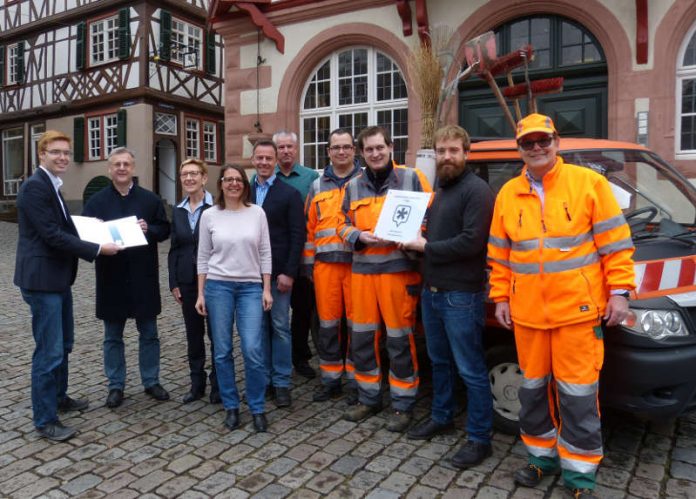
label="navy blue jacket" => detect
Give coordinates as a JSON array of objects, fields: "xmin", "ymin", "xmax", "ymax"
[
  {"xmin": 251, "ymin": 179, "xmax": 305, "ymax": 279},
  {"xmin": 14, "ymin": 168, "xmax": 99, "ymax": 292},
  {"xmin": 167, "ymin": 202, "xmax": 210, "ymax": 290},
  {"xmin": 83, "ymin": 184, "xmax": 170, "ymax": 320}
]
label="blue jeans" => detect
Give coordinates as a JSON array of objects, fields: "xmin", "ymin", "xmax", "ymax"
[
  {"xmin": 103, "ymin": 317, "xmax": 160, "ymax": 390},
  {"xmin": 420, "ymin": 288, "xmax": 493, "ymax": 444},
  {"xmin": 205, "ymin": 280, "xmax": 267, "ymax": 414},
  {"xmin": 21, "ymin": 288, "xmax": 74, "ymax": 429},
  {"xmin": 265, "ymin": 280, "xmax": 293, "ymax": 388}
]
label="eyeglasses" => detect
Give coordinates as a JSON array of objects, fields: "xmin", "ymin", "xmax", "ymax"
[
  {"xmin": 222, "ymin": 177, "xmax": 244, "ymax": 184},
  {"xmin": 518, "ymin": 136, "xmax": 554, "ymax": 151},
  {"xmin": 46, "ymin": 150, "xmax": 72, "ymax": 157},
  {"xmin": 328, "ymin": 145, "xmax": 354, "ymax": 152},
  {"xmin": 180, "ymin": 171, "xmax": 202, "ymax": 178}
]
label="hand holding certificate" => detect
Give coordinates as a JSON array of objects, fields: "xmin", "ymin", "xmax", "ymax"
[
  {"xmin": 72, "ymin": 215, "xmax": 148, "ymax": 248},
  {"xmin": 373, "ymin": 189, "xmax": 432, "ymax": 243}
]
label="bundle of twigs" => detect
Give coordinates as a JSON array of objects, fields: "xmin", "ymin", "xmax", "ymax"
[{"xmin": 408, "ymin": 38, "xmax": 444, "ymax": 149}]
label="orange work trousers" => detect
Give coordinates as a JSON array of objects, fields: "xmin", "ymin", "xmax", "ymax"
[
  {"xmin": 514, "ymin": 320, "xmax": 604, "ymax": 490},
  {"xmin": 350, "ymin": 271, "xmax": 420, "ymax": 411},
  {"xmin": 313, "ymin": 261, "xmax": 355, "ymax": 387}
]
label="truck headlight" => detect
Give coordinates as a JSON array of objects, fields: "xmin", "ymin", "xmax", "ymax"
[{"xmin": 621, "ymin": 309, "xmax": 688, "ymax": 340}]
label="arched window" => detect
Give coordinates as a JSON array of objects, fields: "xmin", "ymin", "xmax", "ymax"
[
  {"xmin": 300, "ymin": 47, "xmax": 408, "ymax": 169},
  {"xmin": 460, "ymin": 15, "xmax": 607, "ymax": 138},
  {"xmin": 676, "ymin": 23, "xmax": 696, "ymax": 156},
  {"xmin": 493, "ymin": 16, "xmax": 605, "ymax": 72}
]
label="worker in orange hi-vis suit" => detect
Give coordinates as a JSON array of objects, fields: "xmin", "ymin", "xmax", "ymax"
[
  {"xmin": 338, "ymin": 125, "xmax": 432, "ymax": 433},
  {"xmin": 303, "ymin": 128, "xmax": 362, "ymax": 404},
  {"xmin": 487, "ymin": 114, "xmax": 635, "ymax": 499}
]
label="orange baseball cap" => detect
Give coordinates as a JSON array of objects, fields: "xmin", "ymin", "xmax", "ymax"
[{"xmin": 516, "ymin": 113, "xmax": 557, "ymax": 140}]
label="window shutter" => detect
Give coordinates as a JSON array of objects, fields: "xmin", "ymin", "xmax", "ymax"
[
  {"xmin": 76, "ymin": 22, "xmax": 86, "ymax": 70},
  {"xmin": 117, "ymin": 109, "xmax": 127, "ymax": 146},
  {"xmin": 206, "ymin": 31, "xmax": 216, "ymax": 75},
  {"xmin": 118, "ymin": 8, "xmax": 131, "ymax": 60},
  {"xmin": 16, "ymin": 41, "xmax": 25, "ymax": 83},
  {"xmin": 159, "ymin": 11, "xmax": 171, "ymax": 62},
  {"xmin": 0, "ymin": 47, "xmax": 5, "ymax": 87},
  {"xmin": 218, "ymin": 122, "xmax": 225, "ymax": 162},
  {"xmin": 73, "ymin": 117, "xmax": 85, "ymax": 162}
]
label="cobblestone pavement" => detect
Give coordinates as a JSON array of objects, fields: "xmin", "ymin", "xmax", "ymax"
[{"xmin": 1, "ymin": 220, "xmax": 695, "ymax": 498}]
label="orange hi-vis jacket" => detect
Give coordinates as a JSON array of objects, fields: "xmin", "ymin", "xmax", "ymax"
[
  {"xmin": 339, "ymin": 164, "xmax": 432, "ymax": 274},
  {"xmin": 488, "ymin": 157, "xmax": 635, "ymax": 329},
  {"xmin": 303, "ymin": 166, "xmax": 362, "ymax": 272}
]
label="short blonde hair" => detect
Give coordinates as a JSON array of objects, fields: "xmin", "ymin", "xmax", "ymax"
[
  {"xmin": 180, "ymin": 158, "xmax": 208, "ymax": 176},
  {"xmin": 38, "ymin": 130, "xmax": 71, "ymax": 153}
]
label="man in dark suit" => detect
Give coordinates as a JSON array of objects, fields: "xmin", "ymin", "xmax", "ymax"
[
  {"xmin": 83, "ymin": 147, "xmax": 171, "ymax": 409},
  {"xmin": 14, "ymin": 130, "xmax": 121, "ymax": 441},
  {"xmin": 251, "ymin": 139, "xmax": 305, "ymax": 408},
  {"xmin": 168, "ymin": 158, "xmax": 219, "ymax": 404}
]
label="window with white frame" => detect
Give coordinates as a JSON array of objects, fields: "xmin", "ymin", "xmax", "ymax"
[
  {"xmin": 171, "ymin": 19, "xmax": 202, "ymax": 70},
  {"xmin": 203, "ymin": 122, "xmax": 217, "ymax": 162},
  {"xmin": 30, "ymin": 123, "xmax": 45, "ymax": 172},
  {"xmin": 155, "ymin": 112, "xmax": 177, "ymax": 135},
  {"xmin": 90, "ymin": 15, "xmax": 119, "ymax": 66},
  {"xmin": 185, "ymin": 118, "xmax": 217, "ymax": 162},
  {"xmin": 677, "ymin": 24, "xmax": 696, "ymax": 156},
  {"xmin": 185, "ymin": 119, "xmax": 200, "ymax": 158},
  {"xmin": 7, "ymin": 43, "xmax": 21, "ymax": 85},
  {"xmin": 87, "ymin": 113, "xmax": 118, "ymax": 160},
  {"xmin": 300, "ymin": 48, "xmax": 408, "ymax": 169},
  {"xmin": 2, "ymin": 128, "xmax": 24, "ymax": 196}
]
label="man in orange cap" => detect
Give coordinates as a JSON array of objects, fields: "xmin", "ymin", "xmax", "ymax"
[{"xmin": 488, "ymin": 113, "xmax": 635, "ymax": 499}]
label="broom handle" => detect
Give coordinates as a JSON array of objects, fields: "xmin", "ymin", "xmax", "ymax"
[
  {"xmin": 507, "ymin": 73, "xmax": 522, "ymax": 121},
  {"xmin": 484, "ymin": 71, "xmax": 516, "ymax": 131}
]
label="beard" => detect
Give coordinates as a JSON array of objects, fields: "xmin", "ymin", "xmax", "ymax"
[{"xmin": 436, "ymin": 158, "xmax": 467, "ymax": 184}]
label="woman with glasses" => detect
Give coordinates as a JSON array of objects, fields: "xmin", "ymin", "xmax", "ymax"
[
  {"xmin": 168, "ymin": 159, "xmax": 220, "ymax": 404},
  {"xmin": 195, "ymin": 164, "xmax": 273, "ymax": 432}
]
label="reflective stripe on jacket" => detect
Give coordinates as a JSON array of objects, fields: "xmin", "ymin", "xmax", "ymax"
[
  {"xmin": 339, "ymin": 163, "xmax": 432, "ymax": 275},
  {"xmin": 488, "ymin": 157, "xmax": 635, "ymax": 328},
  {"xmin": 303, "ymin": 168, "xmax": 362, "ymax": 271}
]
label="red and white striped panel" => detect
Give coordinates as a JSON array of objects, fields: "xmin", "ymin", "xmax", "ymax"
[{"xmin": 633, "ymin": 256, "xmax": 696, "ymax": 299}]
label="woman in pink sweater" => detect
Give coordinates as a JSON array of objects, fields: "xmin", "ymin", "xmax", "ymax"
[{"xmin": 195, "ymin": 164, "xmax": 273, "ymax": 433}]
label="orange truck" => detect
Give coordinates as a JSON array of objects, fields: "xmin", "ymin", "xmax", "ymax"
[{"xmin": 468, "ymin": 138, "xmax": 696, "ymax": 433}]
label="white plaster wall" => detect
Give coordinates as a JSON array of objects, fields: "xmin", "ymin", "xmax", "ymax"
[
  {"xmin": 239, "ymin": 4, "xmax": 412, "ymax": 117},
  {"xmin": 49, "ymin": 104, "xmax": 155, "ymax": 202}
]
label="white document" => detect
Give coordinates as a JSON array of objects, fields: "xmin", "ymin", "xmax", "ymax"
[
  {"xmin": 72, "ymin": 215, "xmax": 148, "ymax": 248},
  {"xmin": 373, "ymin": 189, "xmax": 432, "ymax": 243}
]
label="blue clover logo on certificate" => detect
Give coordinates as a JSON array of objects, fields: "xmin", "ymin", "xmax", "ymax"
[
  {"xmin": 374, "ymin": 190, "xmax": 432, "ymax": 243},
  {"xmin": 393, "ymin": 205, "xmax": 411, "ymax": 227}
]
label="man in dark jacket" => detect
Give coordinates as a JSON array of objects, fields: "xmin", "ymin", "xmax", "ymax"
[
  {"xmin": 402, "ymin": 125, "xmax": 495, "ymax": 467},
  {"xmin": 251, "ymin": 139, "xmax": 305, "ymax": 408},
  {"xmin": 15, "ymin": 130, "xmax": 121, "ymax": 441},
  {"xmin": 83, "ymin": 147, "xmax": 171, "ymax": 409}
]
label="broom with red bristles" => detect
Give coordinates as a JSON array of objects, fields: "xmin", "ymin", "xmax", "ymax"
[
  {"xmin": 501, "ymin": 48, "xmax": 564, "ymax": 114},
  {"xmin": 503, "ymin": 77, "xmax": 565, "ymax": 114},
  {"xmin": 488, "ymin": 45, "xmax": 534, "ymax": 120}
]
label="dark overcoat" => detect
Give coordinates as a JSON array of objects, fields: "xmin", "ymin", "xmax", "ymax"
[{"xmin": 83, "ymin": 184, "xmax": 170, "ymax": 320}]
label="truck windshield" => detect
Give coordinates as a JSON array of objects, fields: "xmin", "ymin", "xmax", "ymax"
[{"xmin": 560, "ymin": 149, "xmax": 696, "ymax": 227}]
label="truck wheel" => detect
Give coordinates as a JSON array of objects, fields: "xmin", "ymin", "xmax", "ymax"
[{"xmin": 486, "ymin": 344, "xmax": 522, "ymax": 435}]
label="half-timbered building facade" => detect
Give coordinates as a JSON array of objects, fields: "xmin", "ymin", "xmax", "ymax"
[{"xmin": 0, "ymin": 0, "xmax": 225, "ymax": 210}]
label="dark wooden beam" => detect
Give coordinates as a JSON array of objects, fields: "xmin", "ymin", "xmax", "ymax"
[{"xmin": 636, "ymin": 0, "xmax": 648, "ymax": 64}]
